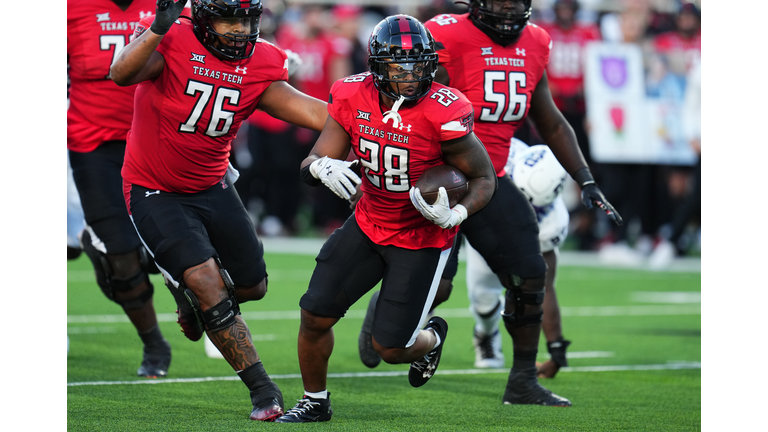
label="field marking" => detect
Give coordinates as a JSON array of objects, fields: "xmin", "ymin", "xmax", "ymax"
[
  {"xmin": 67, "ymin": 326, "xmax": 118, "ymax": 334},
  {"xmin": 563, "ymin": 351, "xmax": 614, "ymax": 359},
  {"xmin": 631, "ymin": 291, "xmax": 701, "ymax": 303},
  {"xmin": 67, "ymin": 304, "xmax": 701, "ymax": 324},
  {"xmin": 67, "ymin": 361, "xmax": 700, "ymax": 387}
]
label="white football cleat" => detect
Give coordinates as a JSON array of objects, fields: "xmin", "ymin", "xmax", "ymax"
[{"xmin": 473, "ymin": 328, "xmax": 505, "ymax": 368}]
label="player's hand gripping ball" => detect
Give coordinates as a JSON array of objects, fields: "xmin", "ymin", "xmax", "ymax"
[{"xmin": 414, "ymin": 165, "xmax": 468, "ymax": 207}]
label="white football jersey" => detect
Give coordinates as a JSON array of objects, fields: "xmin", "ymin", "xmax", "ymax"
[
  {"xmin": 537, "ymin": 197, "xmax": 569, "ymax": 253},
  {"xmin": 505, "ymin": 138, "xmax": 530, "ymax": 174},
  {"xmin": 505, "ymin": 137, "xmax": 569, "ymax": 252}
]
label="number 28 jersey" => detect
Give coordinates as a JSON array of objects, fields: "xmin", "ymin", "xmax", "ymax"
[
  {"xmin": 425, "ymin": 14, "xmax": 552, "ymax": 177},
  {"xmin": 329, "ymin": 73, "xmax": 474, "ymax": 250}
]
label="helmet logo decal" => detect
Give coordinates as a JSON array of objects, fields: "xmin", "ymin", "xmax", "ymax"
[{"xmin": 190, "ymin": 53, "xmax": 207, "ymax": 64}]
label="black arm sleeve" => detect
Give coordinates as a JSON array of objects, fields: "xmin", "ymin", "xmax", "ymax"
[{"xmin": 300, "ymin": 164, "xmax": 321, "ymax": 187}]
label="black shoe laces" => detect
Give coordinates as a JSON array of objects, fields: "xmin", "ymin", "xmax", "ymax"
[{"xmin": 477, "ymin": 333, "xmax": 495, "ymax": 359}]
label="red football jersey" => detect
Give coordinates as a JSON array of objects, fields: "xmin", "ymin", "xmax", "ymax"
[
  {"xmin": 426, "ymin": 14, "xmax": 551, "ymax": 176},
  {"xmin": 122, "ymin": 17, "xmax": 289, "ymax": 194},
  {"xmin": 536, "ymin": 21, "xmax": 600, "ymax": 104},
  {"xmin": 67, "ymin": 0, "xmax": 156, "ymax": 153},
  {"xmin": 329, "ymin": 73, "xmax": 474, "ymax": 250}
]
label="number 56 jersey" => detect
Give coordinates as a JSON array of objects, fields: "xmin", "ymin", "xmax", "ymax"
[
  {"xmin": 329, "ymin": 72, "xmax": 475, "ymax": 251},
  {"xmin": 425, "ymin": 14, "xmax": 552, "ymax": 177}
]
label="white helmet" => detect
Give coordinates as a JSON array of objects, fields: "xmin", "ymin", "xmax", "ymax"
[{"xmin": 510, "ymin": 144, "xmax": 568, "ymax": 207}]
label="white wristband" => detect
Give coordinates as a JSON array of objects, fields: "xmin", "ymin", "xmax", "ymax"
[{"xmin": 452, "ymin": 204, "xmax": 468, "ymax": 225}]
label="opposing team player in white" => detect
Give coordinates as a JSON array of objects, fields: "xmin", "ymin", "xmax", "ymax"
[{"xmin": 467, "ymin": 138, "xmax": 571, "ymax": 378}]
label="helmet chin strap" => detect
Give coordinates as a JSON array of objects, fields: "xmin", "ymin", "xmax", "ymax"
[{"xmin": 382, "ymin": 95, "xmax": 406, "ymax": 128}]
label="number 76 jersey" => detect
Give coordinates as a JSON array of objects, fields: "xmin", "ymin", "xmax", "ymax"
[
  {"xmin": 329, "ymin": 72, "xmax": 474, "ymax": 251},
  {"xmin": 425, "ymin": 14, "xmax": 552, "ymax": 176}
]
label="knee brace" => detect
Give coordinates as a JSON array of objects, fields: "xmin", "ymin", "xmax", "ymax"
[
  {"xmin": 500, "ymin": 274, "xmax": 545, "ymax": 328},
  {"xmin": 181, "ymin": 257, "xmax": 241, "ymax": 333},
  {"xmin": 80, "ymin": 230, "xmax": 153, "ymax": 310},
  {"xmin": 202, "ymin": 295, "xmax": 240, "ymax": 333}
]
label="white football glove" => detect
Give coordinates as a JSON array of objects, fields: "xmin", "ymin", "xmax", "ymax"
[
  {"xmin": 310, "ymin": 156, "xmax": 362, "ymax": 200},
  {"xmin": 410, "ymin": 186, "xmax": 468, "ymax": 229}
]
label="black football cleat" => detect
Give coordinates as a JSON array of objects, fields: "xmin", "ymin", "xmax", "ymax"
[
  {"xmin": 136, "ymin": 339, "xmax": 171, "ymax": 378},
  {"xmin": 165, "ymin": 281, "xmax": 204, "ymax": 342},
  {"xmin": 358, "ymin": 291, "xmax": 382, "ymax": 368},
  {"xmin": 274, "ymin": 393, "xmax": 333, "ymax": 423},
  {"xmin": 249, "ymin": 377, "xmax": 284, "ymax": 421},
  {"xmin": 502, "ymin": 367, "xmax": 572, "ymax": 406},
  {"xmin": 408, "ymin": 316, "xmax": 448, "ymax": 387}
]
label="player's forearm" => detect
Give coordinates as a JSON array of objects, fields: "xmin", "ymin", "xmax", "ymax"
[
  {"xmin": 258, "ymin": 82, "xmax": 328, "ymax": 132},
  {"xmin": 443, "ymin": 134, "xmax": 497, "ymax": 216},
  {"xmin": 110, "ymin": 29, "xmax": 164, "ymax": 86},
  {"xmin": 539, "ymin": 124, "xmax": 589, "ymax": 179},
  {"xmin": 462, "ymin": 175, "xmax": 497, "ymax": 216}
]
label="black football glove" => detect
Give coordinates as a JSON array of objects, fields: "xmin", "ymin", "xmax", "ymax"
[
  {"xmin": 573, "ymin": 167, "xmax": 623, "ymax": 226},
  {"xmin": 150, "ymin": 0, "xmax": 186, "ymax": 35}
]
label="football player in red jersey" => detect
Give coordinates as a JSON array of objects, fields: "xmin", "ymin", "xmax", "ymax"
[
  {"xmin": 110, "ymin": 0, "xmax": 328, "ymax": 422},
  {"xmin": 67, "ymin": 0, "xmax": 176, "ymax": 379},
  {"xmin": 274, "ymin": 15, "xmax": 496, "ymax": 423},
  {"xmin": 536, "ymin": 0, "xmax": 601, "ymax": 178},
  {"xmin": 420, "ymin": 0, "xmax": 622, "ymax": 407}
]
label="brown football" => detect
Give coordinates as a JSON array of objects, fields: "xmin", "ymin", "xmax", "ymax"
[{"xmin": 415, "ymin": 165, "xmax": 468, "ymax": 207}]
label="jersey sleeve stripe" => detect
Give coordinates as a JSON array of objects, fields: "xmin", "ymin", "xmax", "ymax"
[{"xmin": 440, "ymin": 121, "xmax": 466, "ymax": 132}]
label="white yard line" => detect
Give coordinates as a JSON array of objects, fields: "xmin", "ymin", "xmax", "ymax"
[{"xmin": 67, "ymin": 361, "xmax": 701, "ymax": 387}]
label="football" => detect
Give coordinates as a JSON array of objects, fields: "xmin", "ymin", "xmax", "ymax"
[{"xmin": 415, "ymin": 164, "xmax": 468, "ymax": 207}]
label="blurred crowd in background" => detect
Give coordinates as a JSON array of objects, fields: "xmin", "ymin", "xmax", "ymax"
[
  {"xmin": 68, "ymin": 0, "xmax": 701, "ymax": 268},
  {"xmin": 226, "ymin": 0, "xmax": 700, "ymax": 268}
]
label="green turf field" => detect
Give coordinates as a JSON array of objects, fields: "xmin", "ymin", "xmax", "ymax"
[{"xmin": 67, "ymin": 250, "xmax": 701, "ymax": 431}]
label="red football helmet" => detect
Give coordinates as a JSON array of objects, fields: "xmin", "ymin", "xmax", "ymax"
[{"xmin": 367, "ymin": 15, "xmax": 439, "ymax": 102}]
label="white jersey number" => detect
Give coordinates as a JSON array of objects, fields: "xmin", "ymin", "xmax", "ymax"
[
  {"xmin": 429, "ymin": 14, "xmax": 458, "ymax": 26},
  {"xmin": 358, "ymin": 138, "xmax": 410, "ymax": 192},
  {"xmin": 430, "ymin": 88, "xmax": 460, "ymax": 107},
  {"xmin": 100, "ymin": 35, "xmax": 127, "ymax": 79},
  {"xmin": 479, "ymin": 71, "xmax": 527, "ymax": 123},
  {"xmin": 179, "ymin": 80, "xmax": 240, "ymax": 137}
]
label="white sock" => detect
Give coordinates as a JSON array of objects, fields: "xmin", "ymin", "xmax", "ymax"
[
  {"xmin": 431, "ymin": 328, "xmax": 442, "ymax": 350},
  {"xmin": 304, "ymin": 390, "xmax": 327, "ymax": 400}
]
